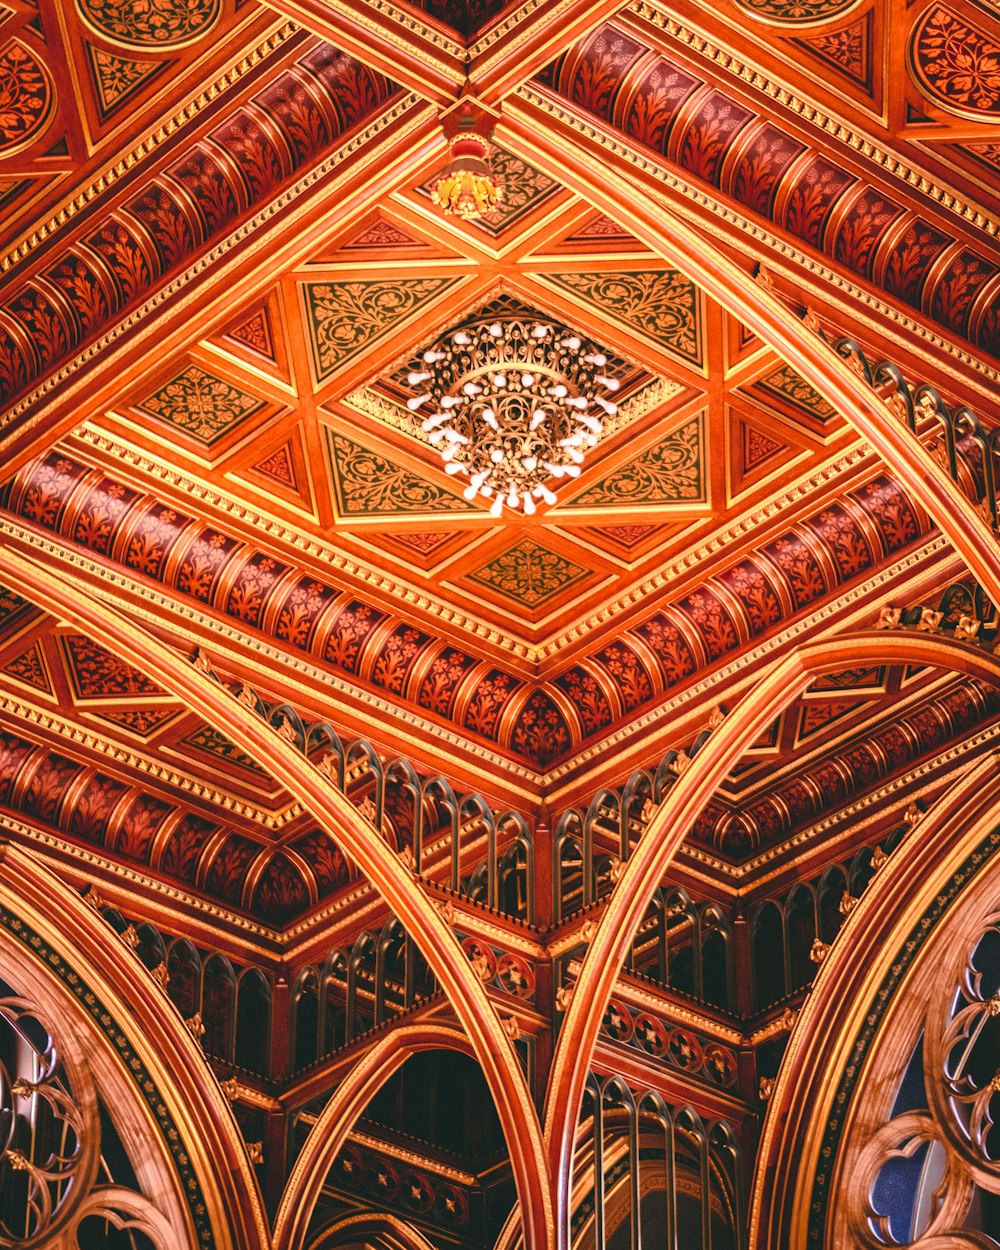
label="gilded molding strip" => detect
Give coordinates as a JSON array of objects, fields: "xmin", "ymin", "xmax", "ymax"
[
  {"xmin": 75, "ymin": 426, "xmax": 870, "ymax": 664},
  {"xmin": 630, "ymin": 0, "xmax": 1000, "ymax": 243},
  {"xmin": 513, "ymin": 88, "xmax": 1000, "ymax": 394},
  {"xmin": 0, "ymin": 691, "xmax": 302, "ymax": 828},
  {"xmin": 349, "ymin": 1130, "xmax": 478, "ymax": 1183},
  {"xmin": 1, "ymin": 94, "xmax": 427, "ymax": 430},
  {"xmin": 0, "ymin": 516, "xmax": 544, "ymax": 787},
  {"xmin": 610, "ymin": 979, "xmax": 743, "ymax": 1045},
  {"xmin": 679, "ymin": 719, "xmax": 1000, "ymax": 882},
  {"xmin": 329, "ymin": 0, "xmax": 466, "ymax": 62},
  {"xmin": 0, "ymin": 812, "xmax": 285, "ymax": 939},
  {"xmin": 547, "ymin": 533, "xmax": 954, "ymax": 781},
  {"xmin": 0, "ymin": 18, "xmax": 301, "ymax": 275},
  {"xmin": 468, "ymin": 0, "xmax": 620, "ymax": 66}
]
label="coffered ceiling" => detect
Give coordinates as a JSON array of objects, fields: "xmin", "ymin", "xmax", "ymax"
[{"xmin": 0, "ymin": 0, "xmax": 998, "ymax": 923}]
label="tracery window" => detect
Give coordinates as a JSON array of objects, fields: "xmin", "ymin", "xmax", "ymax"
[
  {"xmin": 0, "ymin": 975, "xmax": 174, "ymax": 1248},
  {"xmin": 836, "ymin": 904, "xmax": 1000, "ymax": 1246}
]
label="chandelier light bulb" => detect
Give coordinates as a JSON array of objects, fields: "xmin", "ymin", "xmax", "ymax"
[{"xmin": 406, "ymin": 314, "xmax": 621, "ymax": 514}]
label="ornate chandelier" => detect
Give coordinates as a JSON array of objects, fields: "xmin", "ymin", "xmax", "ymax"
[{"xmin": 406, "ymin": 316, "xmax": 620, "ymax": 516}]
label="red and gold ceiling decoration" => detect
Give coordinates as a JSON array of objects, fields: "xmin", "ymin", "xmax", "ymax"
[{"xmin": 0, "ymin": 0, "xmax": 996, "ymax": 925}]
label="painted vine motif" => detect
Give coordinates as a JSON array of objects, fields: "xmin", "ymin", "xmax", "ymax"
[
  {"xmin": 303, "ymin": 278, "xmax": 456, "ymax": 381},
  {"xmin": 544, "ymin": 269, "xmax": 701, "ymax": 365},
  {"xmin": 0, "ymin": 39, "xmax": 52, "ymax": 151},
  {"xmin": 910, "ymin": 5, "xmax": 1000, "ymax": 117},
  {"xmin": 75, "ymin": 0, "xmax": 220, "ymax": 47},
  {"xmin": 137, "ymin": 365, "xmax": 266, "ymax": 445},
  {"xmin": 567, "ymin": 414, "xmax": 704, "ymax": 507},
  {"xmin": 85, "ymin": 45, "xmax": 162, "ymax": 117},
  {"xmin": 327, "ymin": 431, "xmax": 469, "ymax": 516}
]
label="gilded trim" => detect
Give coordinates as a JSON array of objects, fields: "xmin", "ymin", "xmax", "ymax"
[
  {"xmin": 629, "ymin": 0, "xmax": 1000, "ymax": 243},
  {"xmin": 0, "ymin": 18, "xmax": 301, "ymax": 276},
  {"xmin": 512, "ymin": 89, "xmax": 1000, "ymax": 396}
]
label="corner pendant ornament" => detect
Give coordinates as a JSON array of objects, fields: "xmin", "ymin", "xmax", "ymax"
[{"xmin": 430, "ymin": 102, "xmax": 504, "ymax": 222}]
